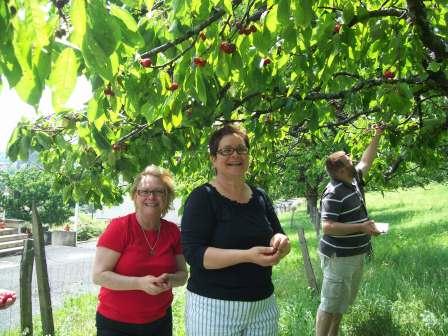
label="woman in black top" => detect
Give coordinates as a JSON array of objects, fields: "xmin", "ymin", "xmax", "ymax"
[{"xmin": 181, "ymin": 124, "xmax": 290, "ymax": 336}]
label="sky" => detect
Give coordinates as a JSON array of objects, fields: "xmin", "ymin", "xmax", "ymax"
[{"xmin": 0, "ymin": 77, "xmax": 92, "ymax": 152}]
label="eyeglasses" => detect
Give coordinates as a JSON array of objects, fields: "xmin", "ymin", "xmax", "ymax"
[
  {"xmin": 137, "ymin": 189, "xmax": 165, "ymax": 197},
  {"xmin": 217, "ymin": 146, "xmax": 249, "ymax": 156}
]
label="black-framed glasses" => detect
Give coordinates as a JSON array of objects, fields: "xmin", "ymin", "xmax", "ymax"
[
  {"xmin": 217, "ymin": 146, "xmax": 249, "ymax": 156},
  {"xmin": 137, "ymin": 189, "xmax": 165, "ymax": 197}
]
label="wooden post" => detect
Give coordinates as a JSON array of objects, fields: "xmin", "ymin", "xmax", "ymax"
[
  {"xmin": 31, "ymin": 202, "xmax": 55, "ymax": 336},
  {"xmin": 297, "ymin": 227, "xmax": 319, "ymax": 294},
  {"xmin": 290, "ymin": 209, "xmax": 295, "ymax": 229},
  {"xmin": 20, "ymin": 238, "xmax": 34, "ymax": 336}
]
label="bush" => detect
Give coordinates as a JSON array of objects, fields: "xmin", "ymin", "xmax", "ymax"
[{"xmin": 76, "ymin": 225, "xmax": 102, "ymax": 242}]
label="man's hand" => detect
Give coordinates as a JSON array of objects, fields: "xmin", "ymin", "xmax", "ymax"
[
  {"xmin": 361, "ymin": 220, "xmax": 381, "ymax": 236},
  {"xmin": 372, "ymin": 122, "xmax": 386, "ymax": 136}
]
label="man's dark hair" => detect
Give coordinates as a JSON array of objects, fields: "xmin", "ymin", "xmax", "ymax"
[
  {"xmin": 208, "ymin": 124, "xmax": 250, "ymax": 156},
  {"xmin": 325, "ymin": 151, "xmax": 347, "ymax": 179}
]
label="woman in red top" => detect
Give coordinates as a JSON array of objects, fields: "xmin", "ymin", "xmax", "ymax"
[{"xmin": 92, "ymin": 165, "xmax": 188, "ymax": 336}]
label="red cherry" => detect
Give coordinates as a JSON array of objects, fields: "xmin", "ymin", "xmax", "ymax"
[
  {"xmin": 193, "ymin": 57, "xmax": 206, "ymax": 67},
  {"xmin": 220, "ymin": 41, "xmax": 236, "ymax": 54},
  {"xmin": 262, "ymin": 58, "xmax": 271, "ymax": 66},
  {"xmin": 140, "ymin": 58, "xmax": 152, "ymax": 68},
  {"xmin": 384, "ymin": 70, "xmax": 395, "ymax": 79},
  {"xmin": 104, "ymin": 87, "xmax": 114, "ymax": 96},
  {"xmin": 168, "ymin": 82, "xmax": 179, "ymax": 91},
  {"xmin": 249, "ymin": 25, "xmax": 257, "ymax": 33},
  {"xmin": 199, "ymin": 32, "xmax": 206, "ymax": 41},
  {"xmin": 334, "ymin": 23, "xmax": 341, "ymax": 33}
]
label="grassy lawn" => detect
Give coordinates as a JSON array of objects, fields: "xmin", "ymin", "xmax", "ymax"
[{"xmin": 2, "ymin": 184, "xmax": 447, "ymax": 335}]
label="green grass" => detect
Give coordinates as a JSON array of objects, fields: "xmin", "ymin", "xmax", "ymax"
[{"xmin": 2, "ymin": 184, "xmax": 447, "ymax": 335}]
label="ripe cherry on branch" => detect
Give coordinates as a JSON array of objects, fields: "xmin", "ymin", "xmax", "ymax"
[
  {"xmin": 193, "ymin": 57, "xmax": 207, "ymax": 67},
  {"xmin": 384, "ymin": 69, "xmax": 395, "ymax": 79},
  {"xmin": 262, "ymin": 58, "xmax": 271, "ymax": 66},
  {"xmin": 168, "ymin": 82, "xmax": 179, "ymax": 91},
  {"xmin": 112, "ymin": 143, "xmax": 128, "ymax": 152},
  {"xmin": 199, "ymin": 32, "xmax": 206, "ymax": 41},
  {"xmin": 220, "ymin": 41, "xmax": 236, "ymax": 54},
  {"xmin": 334, "ymin": 23, "xmax": 342, "ymax": 33},
  {"xmin": 140, "ymin": 58, "xmax": 152, "ymax": 68},
  {"xmin": 104, "ymin": 86, "xmax": 114, "ymax": 96}
]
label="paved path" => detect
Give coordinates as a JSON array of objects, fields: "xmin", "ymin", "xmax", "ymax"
[{"xmin": 0, "ymin": 240, "xmax": 99, "ymax": 334}]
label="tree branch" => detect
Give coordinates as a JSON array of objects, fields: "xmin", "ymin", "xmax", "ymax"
[
  {"xmin": 140, "ymin": 0, "xmax": 243, "ymax": 59},
  {"xmin": 406, "ymin": 0, "xmax": 448, "ymax": 61},
  {"xmin": 348, "ymin": 8, "xmax": 407, "ymax": 26}
]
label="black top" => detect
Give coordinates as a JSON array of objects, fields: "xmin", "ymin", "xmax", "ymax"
[
  {"xmin": 319, "ymin": 169, "xmax": 371, "ymax": 257},
  {"xmin": 181, "ymin": 183, "xmax": 284, "ymax": 301}
]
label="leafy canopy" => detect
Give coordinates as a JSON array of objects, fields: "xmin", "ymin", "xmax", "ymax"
[{"xmin": 1, "ymin": 0, "xmax": 447, "ymax": 205}]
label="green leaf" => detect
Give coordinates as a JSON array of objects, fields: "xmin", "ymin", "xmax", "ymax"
[
  {"xmin": 294, "ymin": 0, "xmax": 313, "ymax": 28},
  {"xmin": 25, "ymin": 0, "xmax": 52, "ymax": 48},
  {"xmin": 222, "ymin": 0, "xmax": 233, "ymax": 14},
  {"xmin": 111, "ymin": 8, "xmax": 144, "ymax": 48},
  {"xmin": 194, "ymin": 68, "xmax": 207, "ymax": 104},
  {"xmin": 0, "ymin": 42, "xmax": 22, "ymax": 87},
  {"xmin": 145, "ymin": 0, "xmax": 156, "ymax": 10},
  {"xmin": 172, "ymin": 111, "xmax": 182, "ymax": 127},
  {"xmin": 427, "ymin": 61, "xmax": 441, "ymax": 72},
  {"xmin": 141, "ymin": 101, "xmax": 163, "ymax": 125},
  {"xmin": 15, "ymin": 69, "xmax": 43, "ymax": 106},
  {"xmin": 110, "ymin": 5, "xmax": 138, "ymax": 32},
  {"xmin": 35, "ymin": 132, "xmax": 53, "ymax": 149},
  {"xmin": 19, "ymin": 135, "xmax": 31, "ymax": 161},
  {"xmin": 87, "ymin": 1, "xmax": 121, "ymax": 56},
  {"xmin": 81, "ymin": 31, "xmax": 113, "ymax": 82},
  {"xmin": 70, "ymin": 0, "xmax": 87, "ymax": 48},
  {"xmin": 49, "ymin": 48, "xmax": 79, "ymax": 111},
  {"xmin": 91, "ymin": 126, "xmax": 111, "ymax": 151},
  {"xmin": 278, "ymin": 0, "xmax": 291, "ymax": 25},
  {"xmin": 266, "ymin": 5, "xmax": 279, "ymax": 32},
  {"xmin": 87, "ymin": 97, "xmax": 100, "ymax": 123}
]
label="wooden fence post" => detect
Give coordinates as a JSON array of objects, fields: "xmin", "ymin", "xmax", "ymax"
[
  {"xmin": 32, "ymin": 202, "xmax": 55, "ymax": 336},
  {"xmin": 290, "ymin": 209, "xmax": 295, "ymax": 229},
  {"xmin": 20, "ymin": 238, "xmax": 34, "ymax": 336},
  {"xmin": 297, "ymin": 227, "xmax": 319, "ymax": 294}
]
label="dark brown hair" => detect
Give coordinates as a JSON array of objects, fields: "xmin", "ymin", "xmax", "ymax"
[{"xmin": 208, "ymin": 124, "xmax": 250, "ymax": 156}]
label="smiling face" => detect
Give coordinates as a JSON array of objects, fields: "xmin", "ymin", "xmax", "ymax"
[
  {"xmin": 211, "ymin": 133, "xmax": 250, "ymax": 178},
  {"xmin": 133, "ymin": 175, "xmax": 166, "ymax": 219}
]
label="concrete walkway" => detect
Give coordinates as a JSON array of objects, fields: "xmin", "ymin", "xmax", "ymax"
[{"xmin": 0, "ymin": 240, "xmax": 99, "ymax": 334}]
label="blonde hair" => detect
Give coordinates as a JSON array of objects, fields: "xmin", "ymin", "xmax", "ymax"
[{"xmin": 130, "ymin": 165, "xmax": 175, "ymax": 216}]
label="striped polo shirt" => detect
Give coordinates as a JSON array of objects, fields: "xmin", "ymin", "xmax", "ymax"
[{"xmin": 319, "ymin": 169, "xmax": 371, "ymax": 257}]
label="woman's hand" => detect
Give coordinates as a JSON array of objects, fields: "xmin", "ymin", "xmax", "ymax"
[
  {"xmin": 270, "ymin": 233, "xmax": 291, "ymax": 260},
  {"xmin": 247, "ymin": 246, "xmax": 282, "ymax": 267},
  {"xmin": 0, "ymin": 289, "xmax": 16, "ymax": 310},
  {"xmin": 137, "ymin": 275, "xmax": 171, "ymax": 295}
]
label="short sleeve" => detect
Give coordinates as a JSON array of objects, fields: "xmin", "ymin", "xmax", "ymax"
[
  {"xmin": 320, "ymin": 191, "xmax": 342, "ymax": 221},
  {"xmin": 97, "ymin": 217, "xmax": 129, "ymax": 253}
]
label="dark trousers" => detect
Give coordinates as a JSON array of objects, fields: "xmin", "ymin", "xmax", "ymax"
[{"xmin": 96, "ymin": 307, "xmax": 172, "ymax": 336}]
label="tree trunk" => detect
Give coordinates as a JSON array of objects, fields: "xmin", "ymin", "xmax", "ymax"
[
  {"xmin": 20, "ymin": 239, "xmax": 34, "ymax": 336},
  {"xmin": 32, "ymin": 202, "xmax": 55, "ymax": 336}
]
